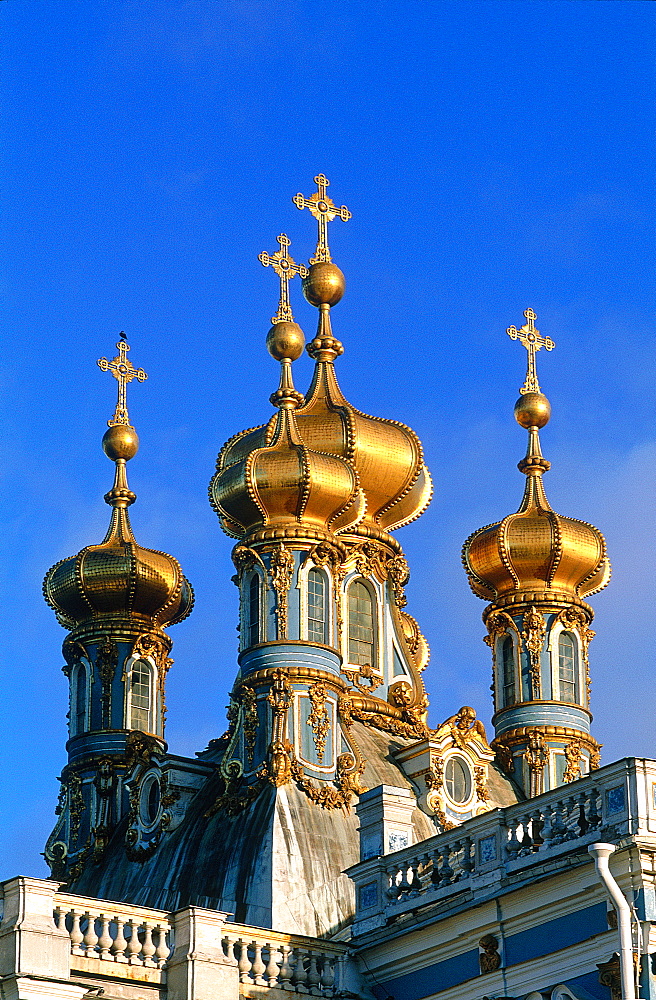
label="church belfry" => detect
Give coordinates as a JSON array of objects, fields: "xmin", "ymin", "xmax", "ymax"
[
  {"xmin": 462, "ymin": 310, "xmax": 610, "ymax": 796},
  {"xmin": 42, "ymin": 335, "xmax": 193, "ymax": 878}
]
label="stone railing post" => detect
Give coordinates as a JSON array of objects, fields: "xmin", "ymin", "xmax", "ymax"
[
  {"xmin": 0, "ymin": 877, "xmax": 87, "ymax": 1000},
  {"xmin": 167, "ymin": 907, "xmax": 238, "ymax": 1000}
]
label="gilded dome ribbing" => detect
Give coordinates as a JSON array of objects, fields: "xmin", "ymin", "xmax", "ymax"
[
  {"xmin": 462, "ymin": 310, "xmax": 610, "ymax": 607},
  {"xmin": 44, "ymin": 337, "xmax": 194, "ymax": 631}
]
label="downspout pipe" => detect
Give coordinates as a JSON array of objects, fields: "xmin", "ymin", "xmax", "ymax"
[{"xmin": 588, "ymin": 843, "xmax": 636, "ymax": 1000}]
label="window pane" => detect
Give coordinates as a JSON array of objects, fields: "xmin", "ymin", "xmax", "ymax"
[
  {"xmin": 558, "ymin": 633, "xmax": 576, "ymax": 702},
  {"xmin": 307, "ymin": 568, "xmax": 327, "ymax": 643},
  {"xmin": 130, "ymin": 660, "xmax": 151, "ymax": 731},
  {"xmin": 248, "ymin": 575, "xmax": 260, "ymax": 646},
  {"xmin": 75, "ymin": 665, "xmax": 87, "ymax": 735},
  {"xmin": 445, "ymin": 758, "xmax": 472, "ymax": 804},
  {"xmin": 348, "ymin": 581, "xmax": 374, "ymax": 667},
  {"xmin": 502, "ymin": 636, "xmax": 515, "ymax": 707}
]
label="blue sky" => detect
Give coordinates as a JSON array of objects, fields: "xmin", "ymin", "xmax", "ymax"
[{"xmin": 1, "ymin": 0, "xmax": 654, "ymax": 879}]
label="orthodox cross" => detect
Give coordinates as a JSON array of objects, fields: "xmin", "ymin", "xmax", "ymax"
[
  {"xmin": 97, "ymin": 333, "xmax": 148, "ymax": 426},
  {"xmin": 293, "ymin": 173, "xmax": 351, "ymax": 264},
  {"xmin": 259, "ymin": 233, "xmax": 308, "ymax": 324},
  {"xmin": 507, "ymin": 308, "xmax": 555, "ymax": 394}
]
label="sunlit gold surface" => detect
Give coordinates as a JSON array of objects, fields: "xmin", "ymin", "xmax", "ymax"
[
  {"xmin": 293, "ymin": 173, "xmax": 351, "ymax": 264},
  {"xmin": 463, "ymin": 310, "xmax": 610, "ymax": 605},
  {"xmin": 267, "ymin": 321, "xmax": 305, "ymax": 362},
  {"xmin": 259, "ymin": 233, "xmax": 308, "ymax": 325},
  {"xmin": 507, "ymin": 308, "xmax": 555, "ymax": 395},
  {"xmin": 45, "ymin": 335, "xmax": 193, "ymax": 631},
  {"xmin": 302, "ymin": 263, "xmax": 345, "ymax": 307}
]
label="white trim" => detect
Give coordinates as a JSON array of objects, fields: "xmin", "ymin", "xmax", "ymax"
[
  {"xmin": 549, "ymin": 623, "xmax": 581, "ymax": 703},
  {"xmin": 442, "ymin": 751, "xmax": 476, "ymax": 811},
  {"xmin": 298, "ymin": 560, "xmax": 333, "ymax": 645},
  {"xmin": 343, "ymin": 574, "xmax": 381, "ymax": 676},
  {"xmin": 70, "ymin": 658, "xmax": 91, "ymax": 737}
]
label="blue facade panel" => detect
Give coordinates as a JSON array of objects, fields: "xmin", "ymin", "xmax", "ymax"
[{"xmin": 504, "ymin": 902, "xmax": 608, "ymax": 965}]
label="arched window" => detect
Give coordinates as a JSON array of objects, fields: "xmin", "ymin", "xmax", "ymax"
[
  {"xmin": 501, "ymin": 636, "xmax": 516, "ymax": 707},
  {"xmin": 558, "ymin": 633, "xmax": 577, "ymax": 702},
  {"xmin": 248, "ymin": 574, "xmax": 261, "ymax": 647},
  {"xmin": 307, "ymin": 568, "xmax": 328, "ymax": 644},
  {"xmin": 129, "ymin": 659, "xmax": 152, "ymax": 732},
  {"xmin": 348, "ymin": 580, "xmax": 375, "ymax": 668},
  {"xmin": 73, "ymin": 663, "xmax": 87, "ymax": 736}
]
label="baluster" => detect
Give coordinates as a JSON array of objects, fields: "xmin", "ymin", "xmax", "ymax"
[
  {"xmin": 540, "ymin": 801, "xmax": 554, "ymax": 846},
  {"xmin": 531, "ymin": 808, "xmax": 544, "ymax": 848},
  {"xmin": 141, "ymin": 921, "xmax": 156, "ymax": 967},
  {"xmin": 223, "ymin": 934, "xmax": 237, "ymax": 966},
  {"xmin": 505, "ymin": 820, "xmax": 521, "ymax": 858},
  {"xmin": 460, "ymin": 836, "xmax": 474, "ymax": 876},
  {"xmin": 320, "ymin": 954, "xmax": 335, "ymax": 991},
  {"xmin": 307, "ymin": 951, "xmax": 321, "ymax": 994},
  {"xmin": 518, "ymin": 814, "xmax": 533, "ymax": 855},
  {"xmin": 550, "ymin": 799, "xmax": 567, "ymax": 843},
  {"xmin": 408, "ymin": 856, "xmax": 422, "ymax": 897},
  {"xmin": 82, "ymin": 912, "xmax": 98, "ymax": 958},
  {"xmin": 126, "ymin": 919, "xmax": 142, "ymax": 965},
  {"xmin": 396, "ymin": 863, "xmax": 412, "ymax": 896},
  {"xmin": 53, "ymin": 906, "xmax": 63, "ymax": 930},
  {"xmin": 278, "ymin": 943, "xmax": 294, "ymax": 990},
  {"xmin": 587, "ymin": 787, "xmax": 601, "ymax": 828},
  {"xmin": 237, "ymin": 938, "xmax": 252, "ymax": 983},
  {"xmin": 564, "ymin": 796, "xmax": 578, "ymax": 839},
  {"xmin": 294, "ymin": 945, "xmax": 309, "ymax": 993},
  {"xmin": 97, "ymin": 914, "xmax": 112, "ymax": 960},
  {"xmin": 70, "ymin": 910, "xmax": 84, "ymax": 955},
  {"xmin": 386, "ymin": 862, "xmax": 401, "ymax": 899},
  {"xmin": 439, "ymin": 843, "xmax": 455, "ymax": 884},
  {"xmin": 577, "ymin": 790, "xmax": 590, "ymax": 836},
  {"xmin": 154, "ymin": 924, "xmax": 170, "ymax": 968},
  {"xmin": 251, "ymin": 940, "xmax": 267, "ymax": 986},
  {"xmin": 112, "ymin": 918, "xmax": 128, "ymax": 963},
  {"xmin": 265, "ymin": 941, "xmax": 280, "ymax": 986}
]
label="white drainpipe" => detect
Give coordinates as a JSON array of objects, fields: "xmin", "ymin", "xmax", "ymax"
[{"xmin": 588, "ymin": 843, "xmax": 636, "ymax": 1000}]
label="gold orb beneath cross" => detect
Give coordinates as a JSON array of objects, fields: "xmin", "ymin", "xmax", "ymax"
[
  {"xmin": 514, "ymin": 392, "xmax": 551, "ymax": 429},
  {"xmin": 266, "ymin": 321, "xmax": 305, "ymax": 361},
  {"xmin": 302, "ymin": 262, "xmax": 345, "ymax": 307},
  {"xmin": 102, "ymin": 423, "xmax": 140, "ymax": 461}
]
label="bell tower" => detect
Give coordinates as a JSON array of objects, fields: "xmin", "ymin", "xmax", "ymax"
[{"xmin": 462, "ymin": 310, "xmax": 610, "ymax": 796}]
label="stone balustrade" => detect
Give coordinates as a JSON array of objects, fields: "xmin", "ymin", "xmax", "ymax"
[
  {"xmin": 349, "ymin": 757, "xmax": 656, "ymax": 935},
  {"xmin": 220, "ymin": 922, "xmax": 348, "ymax": 992},
  {"xmin": 54, "ymin": 891, "xmax": 172, "ymax": 969}
]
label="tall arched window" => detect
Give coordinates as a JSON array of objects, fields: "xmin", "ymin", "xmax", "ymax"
[
  {"xmin": 501, "ymin": 636, "xmax": 516, "ymax": 707},
  {"xmin": 129, "ymin": 659, "xmax": 152, "ymax": 731},
  {"xmin": 348, "ymin": 580, "xmax": 375, "ymax": 668},
  {"xmin": 73, "ymin": 663, "xmax": 87, "ymax": 736},
  {"xmin": 558, "ymin": 633, "xmax": 577, "ymax": 702},
  {"xmin": 248, "ymin": 574, "xmax": 261, "ymax": 647},
  {"xmin": 307, "ymin": 568, "xmax": 328, "ymax": 644}
]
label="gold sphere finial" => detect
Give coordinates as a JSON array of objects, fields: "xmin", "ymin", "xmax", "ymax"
[
  {"xmin": 514, "ymin": 392, "xmax": 551, "ymax": 429},
  {"xmin": 266, "ymin": 321, "xmax": 305, "ymax": 362},
  {"xmin": 303, "ymin": 262, "xmax": 345, "ymax": 308},
  {"xmin": 102, "ymin": 423, "xmax": 139, "ymax": 461}
]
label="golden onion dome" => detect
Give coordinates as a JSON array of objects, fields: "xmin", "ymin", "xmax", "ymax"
[
  {"xmin": 463, "ymin": 394, "xmax": 611, "ymax": 607},
  {"xmin": 210, "ymin": 321, "xmax": 366, "ymax": 541},
  {"xmin": 44, "ymin": 338, "xmax": 193, "ymax": 632},
  {"xmin": 217, "ymin": 264, "xmax": 432, "ymax": 536}
]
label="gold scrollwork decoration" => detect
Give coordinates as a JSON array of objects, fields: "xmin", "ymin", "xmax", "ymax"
[
  {"xmin": 62, "ymin": 639, "xmax": 88, "ymax": 678},
  {"xmin": 97, "ymin": 637, "xmax": 118, "ymax": 729},
  {"xmin": 522, "ymin": 606, "xmax": 546, "ymax": 699},
  {"xmin": 523, "ymin": 730, "xmax": 549, "ymax": 796},
  {"xmin": 241, "ymin": 685, "xmax": 258, "ymax": 766},
  {"xmin": 558, "ymin": 606, "xmax": 595, "ymax": 708},
  {"xmin": 307, "ymin": 681, "xmax": 330, "ymax": 763},
  {"xmin": 266, "ymin": 667, "xmax": 294, "ymax": 785},
  {"xmin": 563, "ymin": 736, "xmax": 583, "ymax": 782},
  {"xmin": 474, "ymin": 764, "xmax": 489, "ymax": 802},
  {"xmin": 268, "ymin": 545, "xmax": 295, "ymax": 640}
]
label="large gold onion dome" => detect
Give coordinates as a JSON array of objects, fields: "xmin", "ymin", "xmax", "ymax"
[
  {"xmin": 209, "ymin": 321, "xmax": 366, "ymax": 541},
  {"xmin": 44, "ymin": 338, "xmax": 193, "ymax": 631},
  {"xmin": 462, "ymin": 317, "xmax": 610, "ymax": 607}
]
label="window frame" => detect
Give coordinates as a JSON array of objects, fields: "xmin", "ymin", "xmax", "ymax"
[
  {"xmin": 125, "ymin": 656, "xmax": 156, "ymax": 734},
  {"xmin": 70, "ymin": 659, "xmax": 90, "ymax": 737},
  {"xmin": 346, "ymin": 577, "xmax": 378, "ymax": 672}
]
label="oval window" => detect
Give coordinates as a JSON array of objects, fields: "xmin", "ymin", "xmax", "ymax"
[
  {"xmin": 445, "ymin": 757, "xmax": 472, "ymax": 805},
  {"xmin": 140, "ymin": 774, "xmax": 161, "ymax": 826}
]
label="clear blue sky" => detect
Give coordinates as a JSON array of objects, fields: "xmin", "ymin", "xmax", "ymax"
[{"xmin": 1, "ymin": 0, "xmax": 654, "ymax": 880}]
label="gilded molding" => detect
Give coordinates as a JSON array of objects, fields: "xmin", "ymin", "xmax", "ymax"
[
  {"xmin": 265, "ymin": 667, "xmax": 294, "ymax": 786},
  {"xmin": 241, "ymin": 685, "xmax": 259, "ymax": 766},
  {"xmin": 307, "ymin": 681, "xmax": 330, "ymax": 764},
  {"xmin": 62, "ymin": 639, "xmax": 88, "ymax": 678},
  {"xmin": 97, "ymin": 636, "xmax": 118, "ymax": 728},
  {"xmin": 268, "ymin": 545, "xmax": 295, "ymax": 640},
  {"xmin": 523, "ymin": 731, "xmax": 549, "ymax": 796},
  {"xmin": 522, "ymin": 606, "xmax": 546, "ymax": 699},
  {"xmin": 563, "ymin": 736, "xmax": 583, "ymax": 783}
]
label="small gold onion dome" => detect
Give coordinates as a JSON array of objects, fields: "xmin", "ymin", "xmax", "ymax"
[
  {"xmin": 462, "ymin": 398, "xmax": 610, "ymax": 605},
  {"xmin": 218, "ymin": 274, "xmax": 432, "ymax": 535},
  {"xmin": 44, "ymin": 431, "xmax": 193, "ymax": 631},
  {"xmin": 210, "ymin": 346, "xmax": 366, "ymax": 539}
]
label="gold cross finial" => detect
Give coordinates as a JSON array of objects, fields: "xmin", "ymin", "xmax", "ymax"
[
  {"xmin": 292, "ymin": 174, "xmax": 351, "ymax": 264},
  {"xmin": 259, "ymin": 233, "xmax": 308, "ymax": 324},
  {"xmin": 97, "ymin": 333, "xmax": 148, "ymax": 426},
  {"xmin": 507, "ymin": 308, "xmax": 555, "ymax": 394}
]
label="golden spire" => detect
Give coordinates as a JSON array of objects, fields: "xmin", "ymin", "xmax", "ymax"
[
  {"xmin": 293, "ymin": 173, "xmax": 351, "ymax": 264},
  {"xmin": 259, "ymin": 233, "xmax": 308, "ymax": 324},
  {"xmin": 97, "ymin": 332, "xmax": 148, "ymax": 427},
  {"xmin": 507, "ymin": 308, "xmax": 555, "ymax": 395}
]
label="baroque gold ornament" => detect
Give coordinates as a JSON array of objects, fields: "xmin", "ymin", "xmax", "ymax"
[{"xmin": 293, "ymin": 173, "xmax": 351, "ymax": 265}]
